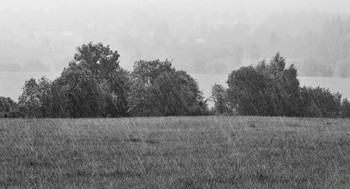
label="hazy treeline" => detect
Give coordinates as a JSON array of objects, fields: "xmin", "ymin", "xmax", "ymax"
[
  {"xmin": 0, "ymin": 3, "xmax": 350, "ymax": 77},
  {"xmin": 1, "ymin": 43, "xmax": 350, "ymax": 118}
]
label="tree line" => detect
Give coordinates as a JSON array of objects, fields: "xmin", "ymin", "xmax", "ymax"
[
  {"xmin": 1, "ymin": 43, "xmax": 350, "ymax": 118},
  {"xmin": 211, "ymin": 53, "xmax": 350, "ymax": 118},
  {"xmin": 1, "ymin": 43, "xmax": 207, "ymax": 118}
]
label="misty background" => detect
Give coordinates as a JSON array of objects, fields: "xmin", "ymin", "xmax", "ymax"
[{"xmin": 1, "ymin": 0, "xmax": 350, "ymax": 101}]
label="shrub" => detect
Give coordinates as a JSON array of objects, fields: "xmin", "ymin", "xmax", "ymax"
[
  {"xmin": 300, "ymin": 87, "xmax": 342, "ymax": 118},
  {"xmin": 226, "ymin": 53, "xmax": 301, "ymax": 116},
  {"xmin": 0, "ymin": 97, "xmax": 18, "ymax": 118},
  {"xmin": 128, "ymin": 60, "xmax": 208, "ymax": 116}
]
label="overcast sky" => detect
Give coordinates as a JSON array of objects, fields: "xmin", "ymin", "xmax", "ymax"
[
  {"xmin": 1, "ymin": 0, "xmax": 350, "ymax": 101},
  {"xmin": 1, "ymin": 0, "xmax": 350, "ymax": 13}
]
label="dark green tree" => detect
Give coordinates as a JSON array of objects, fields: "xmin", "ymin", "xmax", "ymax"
[
  {"xmin": 211, "ymin": 84, "xmax": 232, "ymax": 115},
  {"xmin": 49, "ymin": 65, "xmax": 107, "ymax": 118},
  {"xmin": 0, "ymin": 97, "xmax": 18, "ymax": 117},
  {"xmin": 341, "ymin": 98, "xmax": 350, "ymax": 118},
  {"xmin": 128, "ymin": 60, "xmax": 207, "ymax": 116},
  {"xmin": 227, "ymin": 66, "xmax": 269, "ymax": 115},
  {"xmin": 300, "ymin": 87, "xmax": 342, "ymax": 118},
  {"xmin": 226, "ymin": 53, "xmax": 301, "ymax": 116},
  {"xmin": 18, "ymin": 77, "xmax": 52, "ymax": 117},
  {"xmin": 73, "ymin": 42, "xmax": 121, "ymax": 80},
  {"xmin": 47, "ymin": 42, "xmax": 130, "ymax": 118},
  {"xmin": 256, "ymin": 53, "xmax": 301, "ymax": 116}
]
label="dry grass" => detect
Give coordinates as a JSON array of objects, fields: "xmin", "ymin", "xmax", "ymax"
[{"xmin": 0, "ymin": 116, "xmax": 350, "ymax": 188}]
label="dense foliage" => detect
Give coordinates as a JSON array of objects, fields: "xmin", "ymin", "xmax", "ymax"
[
  {"xmin": 212, "ymin": 53, "xmax": 350, "ymax": 118},
  {"xmin": 0, "ymin": 97, "xmax": 18, "ymax": 117},
  {"xmin": 3, "ymin": 42, "xmax": 349, "ymax": 118},
  {"xmin": 17, "ymin": 42, "xmax": 130, "ymax": 118},
  {"xmin": 128, "ymin": 60, "xmax": 208, "ymax": 116},
  {"xmin": 18, "ymin": 77, "xmax": 51, "ymax": 117},
  {"xmin": 299, "ymin": 87, "xmax": 342, "ymax": 117},
  {"xmin": 210, "ymin": 84, "xmax": 232, "ymax": 115},
  {"xmin": 11, "ymin": 43, "xmax": 207, "ymax": 118}
]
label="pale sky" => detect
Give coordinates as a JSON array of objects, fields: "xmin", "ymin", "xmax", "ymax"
[
  {"xmin": 1, "ymin": 0, "xmax": 350, "ymax": 101},
  {"xmin": 1, "ymin": 0, "xmax": 350, "ymax": 13}
]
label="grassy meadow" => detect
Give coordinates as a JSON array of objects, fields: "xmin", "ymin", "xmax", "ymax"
[{"xmin": 1, "ymin": 116, "xmax": 350, "ymax": 188}]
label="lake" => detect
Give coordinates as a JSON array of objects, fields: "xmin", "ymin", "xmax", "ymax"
[{"xmin": 1, "ymin": 72, "xmax": 349, "ymax": 107}]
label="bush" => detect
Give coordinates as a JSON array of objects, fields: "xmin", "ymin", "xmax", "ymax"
[
  {"xmin": 341, "ymin": 98, "xmax": 350, "ymax": 118},
  {"xmin": 0, "ymin": 97, "xmax": 18, "ymax": 118},
  {"xmin": 128, "ymin": 60, "xmax": 208, "ymax": 116},
  {"xmin": 300, "ymin": 87, "xmax": 342, "ymax": 117},
  {"xmin": 18, "ymin": 42, "xmax": 130, "ymax": 118},
  {"xmin": 5, "ymin": 111, "xmax": 26, "ymax": 118},
  {"xmin": 226, "ymin": 53, "xmax": 301, "ymax": 116},
  {"xmin": 211, "ymin": 84, "xmax": 233, "ymax": 115},
  {"xmin": 224, "ymin": 52, "xmax": 348, "ymax": 118}
]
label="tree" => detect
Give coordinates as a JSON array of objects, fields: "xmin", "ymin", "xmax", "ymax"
[
  {"xmin": 257, "ymin": 53, "xmax": 301, "ymax": 116},
  {"xmin": 211, "ymin": 84, "xmax": 232, "ymax": 115},
  {"xmin": 47, "ymin": 42, "xmax": 130, "ymax": 118},
  {"xmin": 341, "ymin": 98, "xmax": 350, "ymax": 118},
  {"xmin": 18, "ymin": 77, "xmax": 51, "ymax": 117},
  {"xmin": 49, "ymin": 65, "xmax": 107, "ymax": 118},
  {"xmin": 37, "ymin": 77, "xmax": 53, "ymax": 117},
  {"xmin": 102, "ymin": 69, "xmax": 131, "ymax": 117},
  {"xmin": 128, "ymin": 59, "xmax": 207, "ymax": 116},
  {"xmin": 227, "ymin": 65, "xmax": 270, "ymax": 115},
  {"xmin": 226, "ymin": 53, "xmax": 301, "ymax": 116},
  {"xmin": 73, "ymin": 42, "xmax": 121, "ymax": 80},
  {"xmin": 226, "ymin": 52, "xmax": 348, "ymax": 118},
  {"xmin": 72, "ymin": 42, "xmax": 130, "ymax": 117},
  {"xmin": 300, "ymin": 87, "xmax": 342, "ymax": 118},
  {"xmin": 0, "ymin": 97, "xmax": 17, "ymax": 117}
]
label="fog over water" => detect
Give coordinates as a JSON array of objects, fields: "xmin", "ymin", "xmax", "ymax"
[{"xmin": 1, "ymin": 0, "xmax": 350, "ymax": 101}]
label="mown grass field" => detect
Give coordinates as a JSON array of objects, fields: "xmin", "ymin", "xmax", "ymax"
[{"xmin": 1, "ymin": 116, "xmax": 350, "ymax": 188}]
